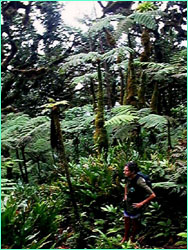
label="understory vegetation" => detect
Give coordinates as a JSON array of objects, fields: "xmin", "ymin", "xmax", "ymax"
[{"xmin": 1, "ymin": 1, "xmax": 187, "ymax": 249}]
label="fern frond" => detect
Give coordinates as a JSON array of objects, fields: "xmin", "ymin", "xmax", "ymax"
[
  {"xmin": 105, "ymin": 105, "xmax": 139, "ymax": 127},
  {"xmin": 62, "ymin": 52, "xmax": 101, "ymax": 70},
  {"xmin": 139, "ymin": 114, "xmax": 167, "ymax": 131},
  {"xmin": 71, "ymin": 73, "xmax": 98, "ymax": 86},
  {"xmin": 102, "ymin": 46, "xmax": 134, "ymax": 63},
  {"xmin": 105, "ymin": 114, "xmax": 139, "ymax": 127},
  {"xmin": 89, "ymin": 14, "xmax": 125, "ymax": 35},
  {"xmin": 116, "ymin": 18, "xmax": 134, "ymax": 38},
  {"xmin": 137, "ymin": 108, "xmax": 152, "ymax": 117},
  {"xmin": 112, "ymin": 124, "xmax": 137, "ymax": 141},
  {"xmin": 116, "ymin": 10, "xmax": 164, "ymax": 39},
  {"xmin": 130, "ymin": 12, "xmax": 156, "ymax": 30},
  {"xmin": 111, "ymin": 105, "xmax": 137, "ymax": 115}
]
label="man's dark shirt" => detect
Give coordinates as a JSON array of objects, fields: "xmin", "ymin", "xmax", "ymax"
[{"xmin": 125, "ymin": 176, "xmax": 153, "ymax": 215}]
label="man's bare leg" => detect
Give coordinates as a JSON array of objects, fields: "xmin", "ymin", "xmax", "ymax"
[{"xmin": 121, "ymin": 217, "xmax": 130, "ymax": 243}]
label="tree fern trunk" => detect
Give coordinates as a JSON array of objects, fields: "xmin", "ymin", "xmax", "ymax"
[
  {"xmin": 138, "ymin": 71, "xmax": 146, "ymax": 109},
  {"xmin": 16, "ymin": 148, "xmax": 25, "ymax": 182},
  {"xmin": 150, "ymin": 82, "xmax": 159, "ymax": 114},
  {"xmin": 123, "ymin": 53, "xmax": 137, "ymax": 107},
  {"xmin": 94, "ymin": 61, "xmax": 108, "ymax": 154},
  {"xmin": 167, "ymin": 118, "xmax": 172, "ymax": 149},
  {"xmin": 37, "ymin": 160, "xmax": 41, "ymax": 179},
  {"xmin": 90, "ymin": 78, "xmax": 97, "ymax": 110},
  {"xmin": 117, "ymin": 55, "xmax": 125, "ymax": 105},
  {"xmin": 99, "ymin": 35, "xmax": 113, "ymax": 109},
  {"xmin": 21, "ymin": 147, "xmax": 29, "ymax": 183},
  {"xmin": 140, "ymin": 28, "xmax": 151, "ymax": 62},
  {"xmin": 51, "ymin": 106, "xmax": 79, "ymax": 220},
  {"xmin": 138, "ymin": 28, "xmax": 151, "ymax": 108},
  {"xmin": 119, "ymin": 66, "xmax": 125, "ymax": 105}
]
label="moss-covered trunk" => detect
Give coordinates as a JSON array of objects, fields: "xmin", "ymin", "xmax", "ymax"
[
  {"xmin": 90, "ymin": 78, "xmax": 97, "ymax": 110},
  {"xmin": 51, "ymin": 106, "xmax": 79, "ymax": 221},
  {"xmin": 21, "ymin": 147, "xmax": 29, "ymax": 183},
  {"xmin": 123, "ymin": 53, "xmax": 137, "ymax": 107},
  {"xmin": 138, "ymin": 28, "xmax": 151, "ymax": 108},
  {"xmin": 99, "ymin": 35, "xmax": 113, "ymax": 109},
  {"xmin": 150, "ymin": 82, "xmax": 159, "ymax": 114},
  {"xmin": 16, "ymin": 148, "xmax": 25, "ymax": 182},
  {"xmin": 94, "ymin": 61, "xmax": 108, "ymax": 154},
  {"xmin": 140, "ymin": 28, "xmax": 151, "ymax": 62},
  {"xmin": 138, "ymin": 72, "xmax": 146, "ymax": 109}
]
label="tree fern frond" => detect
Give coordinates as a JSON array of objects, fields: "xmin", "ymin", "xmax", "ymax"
[
  {"xmin": 130, "ymin": 12, "xmax": 157, "ymax": 30},
  {"xmin": 62, "ymin": 52, "xmax": 101, "ymax": 70},
  {"xmin": 71, "ymin": 73, "xmax": 98, "ymax": 86},
  {"xmin": 89, "ymin": 14, "xmax": 125, "ymax": 35},
  {"xmin": 116, "ymin": 18, "xmax": 134, "ymax": 38},
  {"xmin": 116, "ymin": 10, "xmax": 164, "ymax": 39},
  {"xmin": 112, "ymin": 124, "xmax": 137, "ymax": 141},
  {"xmin": 139, "ymin": 114, "xmax": 167, "ymax": 131},
  {"xmin": 1, "ymin": 113, "xmax": 30, "ymax": 141},
  {"xmin": 169, "ymin": 49, "xmax": 187, "ymax": 65},
  {"xmin": 111, "ymin": 105, "xmax": 137, "ymax": 115},
  {"xmin": 137, "ymin": 108, "xmax": 152, "ymax": 117},
  {"xmin": 105, "ymin": 114, "xmax": 139, "ymax": 127},
  {"xmin": 102, "ymin": 46, "xmax": 134, "ymax": 63}
]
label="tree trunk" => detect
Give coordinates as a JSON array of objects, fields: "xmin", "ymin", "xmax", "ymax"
[
  {"xmin": 16, "ymin": 148, "xmax": 25, "ymax": 182},
  {"xmin": 119, "ymin": 66, "xmax": 125, "ymax": 105},
  {"xmin": 138, "ymin": 28, "xmax": 151, "ymax": 108},
  {"xmin": 21, "ymin": 147, "xmax": 29, "ymax": 183},
  {"xmin": 138, "ymin": 71, "xmax": 146, "ymax": 109},
  {"xmin": 51, "ymin": 106, "xmax": 79, "ymax": 220},
  {"xmin": 99, "ymin": 35, "xmax": 113, "ymax": 109},
  {"xmin": 150, "ymin": 82, "xmax": 159, "ymax": 114},
  {"xmin": 90, "ymin": 78, "xmax": 97, "ymax": 110},
  {"xmin": 123, "ymin": 53, "xmax": 137, "ymax": 107},
  {"xmin": 37, "ymin": 160, "xmax": 41, "ymax": 179},
  {"xmin": 94, "ymin": 61, "xmax": 108, "ymax": 154},
  {"xmin": 51, "ymin": 106, "xmax": 86, "ymax": 247},
  {"xmin": 167, "ymin": 118, "xmax": 172, "ymax": 149},
  {"xmin": 140, "ymin": 28, "xmax": 151, "ymax": 62}
]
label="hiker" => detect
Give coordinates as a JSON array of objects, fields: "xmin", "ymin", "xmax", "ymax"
[{"xmin": 121, "ymin": 161, "xmax": 156, "ymax": 243}]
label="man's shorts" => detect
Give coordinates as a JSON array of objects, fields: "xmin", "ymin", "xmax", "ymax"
[{"xmin": 124, "ymin": 210, "xmax": 141, "ymax": 219}]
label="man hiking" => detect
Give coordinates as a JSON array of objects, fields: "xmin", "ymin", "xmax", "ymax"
[{"xmin": 121, "ymin": 161, "xmax": 156, "ymax": 243}]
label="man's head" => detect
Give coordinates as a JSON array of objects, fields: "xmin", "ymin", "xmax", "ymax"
[{"xmin": 124, "ymin": 161, "xmax": 139, "ymax": 178}]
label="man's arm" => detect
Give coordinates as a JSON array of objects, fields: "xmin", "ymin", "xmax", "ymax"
[
  {"xmin": 124, "ymin": 185, "xmax": 128, "ymax": 200},
  {"xmin": 132, "ymin": 192, "xmax": 156, "ymax": 209}
]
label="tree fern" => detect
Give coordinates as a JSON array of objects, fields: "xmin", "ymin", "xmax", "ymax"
[
  {"xmin": 139, "ymin": 114, "xmax": 168, "ymax": 131},
  {"xmin": 71, "ymin": 73, "xmax": 98, "ymax": 86},
  {"xmin": 88, "ymin": 14, "xmax": 125, "ymax": 35},
  {"xmin": 116, "ymin": 10, "xmax": 165, "ymax": 38},
  {"xmin": 134, "ymin": 61, "xmax": 186, "ymax": 81},
  {"xmin": 63, "ymin": 52, "xmax": 101, "ymax": 70},
  {"xmin": 105, "ymin": 105, "xmax": 139, "ymax": 127},
  {"xmin": 102, "ymin": 46, "xmax": 134, "ymax": 63}
]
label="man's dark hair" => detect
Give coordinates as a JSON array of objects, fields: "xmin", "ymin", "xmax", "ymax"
[{"xmin": 126, "ymin": 161, "xmax": 139, "ymax": 173}]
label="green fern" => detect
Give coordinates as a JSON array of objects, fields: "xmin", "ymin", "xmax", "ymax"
[
  {"xmin": 116, "ymin": 10, "xmax": 164, "ymax": 39},
  {"xmin": 111, "ymin": 105, "xmax": 137, "ymax": 115},
  {"xmin": 139, "ymin": 114, "xmax": 168, "ymax": 131},
  {"xmin": 102, "ymin": 46, "xmax": 134, "ymax": 63},
  {"xmin": 71, "ymin": 73, "xmax": 98, "ymax": 86},
  {"xmin": 134, "ymin": 61, "xmax": 186, "ymax": 81},
  {"xmin": 62, "ymin": 52, "xmax": 101, "ymax": 70},
  {"xmin": 105, "ymin": 105, "xmax": 139, "ymax": 127},
  {"xmin": 88, "ymin": 14, "xmax": 125, "ymax": 35}
]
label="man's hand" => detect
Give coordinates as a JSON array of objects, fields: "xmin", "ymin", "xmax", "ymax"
[
  {"xmin": 132, "ymin": 193, "xmax": 156, "ymax": 209},
  {"xmin": 124, "ymin": 194, "xmax": 127, "ymax": 201},
  {"xmin": 132, "ymin": 202, "xmax": 144, "ymax": 209}
]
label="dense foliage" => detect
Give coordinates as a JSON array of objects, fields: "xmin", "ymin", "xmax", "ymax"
[{"xmin": 1, "ymin": 1, "xmax": 187, "ymax": 249}]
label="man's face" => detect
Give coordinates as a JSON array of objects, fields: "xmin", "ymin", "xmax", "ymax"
[{"xmin": 124, "ymin": 166, "xmax": 132, "ymax": 177}]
